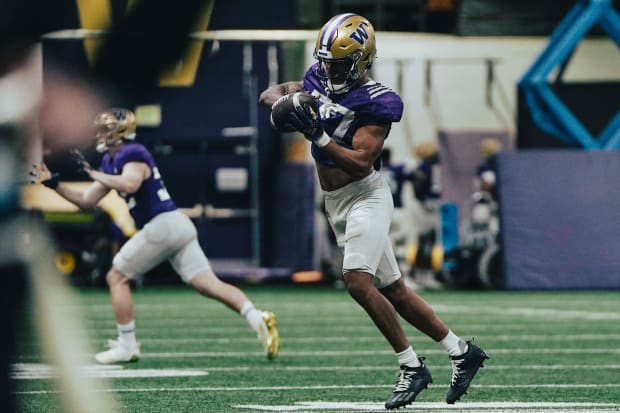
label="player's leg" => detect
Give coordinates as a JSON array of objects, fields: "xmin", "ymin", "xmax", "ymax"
[
  {"xmin": 380, "ymin": 257, "xmax": 489, "ymax": 404},
  {"xmin": 372, "ymin": 239, "xmax": 434, "ymax": 409},
  {"xmin": 327, "ymin": 173, "xmax": 432, "ymax": 409},
  {"xmin": 106, "ymin": 268, "xmax": 134, "ymax": 325},
  {"xmin": 168, "ymin": 212, "xmax": 279, "ymax": 359},
  {"xmin": 380, "ymin": 277, "xmax": 449, "ymax": 341},
  {"xmin": 95, "ymin": 267, "xmax": 140, "ymax": 364},
  {"xmin": 95, "ymin": 212, "xmax": 181, "ymax": 364},
  {"xmin": 186, "ymin": 268, "xmax": 279, "ymax": 360},
  {"xmin": 337, "ymin": 174, "xmax": 413, "ymax": 353}
]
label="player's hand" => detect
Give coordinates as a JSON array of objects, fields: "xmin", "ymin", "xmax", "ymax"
[
  {"xmin": 29, "ymin": 162, "xmax": 60, "ymax": 189},
  {"xmin": 287, "ymin": 100, "xmax": 324, "ymax": 141},
  {"xmin": 69, "ymin": 148, "xmax": 93, "ymax": 176}
]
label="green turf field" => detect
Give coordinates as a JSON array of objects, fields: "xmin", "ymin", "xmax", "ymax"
[{"xmin": 12, "ymin": 285, "xmax": 620, "ymax": 412}]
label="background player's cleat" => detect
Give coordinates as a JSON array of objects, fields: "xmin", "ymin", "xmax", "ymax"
[
  {"xmin": 259, "ymin": 311, "xmax": 280, "ymax": 360},
  {"xmin": 446, "ymin": 340, "xmax": 489, "ymax": 404},
  {"xmin": 385, "ymin": 359, "xmax": 432, "ymax": 410},
  {"xmin": 95, "ymin": 340, "xmax": 140, "ymax": 364}
]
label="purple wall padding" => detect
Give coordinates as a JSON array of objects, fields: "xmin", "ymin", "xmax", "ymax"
[
  {"xmin": 438, "ymin": 130, "xmax": 513, "ymax": 225},
  {"xmin": 272, "ymin": 163, "xmax": 316, "ymax": 270},
  {"xmin": 498, "ymin": 150, "xmax": 620, "ymax": 290}
]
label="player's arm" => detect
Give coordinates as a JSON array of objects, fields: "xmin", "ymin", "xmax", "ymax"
[
  {"xmin": 31, "ymin": 162, "xmax": 109, "ymax": 210},
  {"xmin": 323, "ymin": 124, "xmax": 389, "ymax": 179},
  {"xmin": 258, "ymin": 81, "xmax": 304, "ymax": 107},
  {"xmin": 54, "ymin": 180, "xmax": 110, "ymax": 210},
  {"xmin": 86, "ymin": 161, "xmax": 150, "ymax": 194}
]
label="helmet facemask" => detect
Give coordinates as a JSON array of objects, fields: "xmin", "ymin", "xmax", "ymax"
[{"xmin": 315, "ymin": 51, "xmax": 364, "ymax": 95}]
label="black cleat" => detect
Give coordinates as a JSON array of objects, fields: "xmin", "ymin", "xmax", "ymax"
[
  {"xmin": 446, "ymin": 341, "xmax": 489, "ymax": 404},
  {"xmin": 385, "ymin": 358, "xmax": 432, "ymax": 410}
]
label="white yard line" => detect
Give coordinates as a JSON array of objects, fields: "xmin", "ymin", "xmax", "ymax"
[
  {"xmin": 98, "ymin": 333, "xmax": 620, "ymax": 344},
  {"xmin": 13, "ymin": 363, "xmax": 620, "ymax": 379},
  {"xmin": 15, "ymin": 383, "xmax": 620, "ymax": 395},
  {"xmin": 12, "ymin": 347, "xmax": 620, "ymax": 361},
  {"xmin": 234, "ymin": 401, "xmax": 620, "ymax": 412},
  {"xmin": 80, "ymin": 303, "xmax": 620, "ymax": 321},
  {"xmin": 139, "ymin": 348, "xmax": 620, "ymax": 357},
  {"xmin": 431, "ymin": 305, "xmax": 620, "ymax": 321},
  {"xmin": 11, "ymin": 363, "xmax": 208, "ymax": 379},
  {"xmin": 203, "ymin": 364, "xmax": 620, "ymax": 372}
]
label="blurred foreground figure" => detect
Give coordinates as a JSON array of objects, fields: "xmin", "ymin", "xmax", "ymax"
[
  {"xmin": 259, "ymin": 13, "xmax": 487, "ymax": 408},
  {"xmin": 0, "ymin": 40, "xmax": 113, "ymax": 413},
  {"xmin": 34, "ymin": 109, "xmax": 279, "ymax": 363},
  {"xmin": 1, "ymin": 0, "xmax": 216, "ymax": 410}
]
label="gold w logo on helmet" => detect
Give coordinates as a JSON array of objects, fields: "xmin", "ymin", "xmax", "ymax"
[{"xmin": 349, "ymin": 23, "xmax": 370, "ymax": 45}]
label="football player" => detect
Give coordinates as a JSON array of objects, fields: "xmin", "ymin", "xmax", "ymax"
[
  {"xmin": 34, "ymin": 108, "xmax": 279, "ymax": 363},
  {"xmin": 259, "ymin": 14, "xmax": 487, "ymax": 408},
  {"xmin": 377, "ymin": 148, "xmax": 416, "ymax": 281}
]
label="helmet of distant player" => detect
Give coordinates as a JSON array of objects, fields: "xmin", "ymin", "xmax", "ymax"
[
  {"xmin": 93, "ymin": 108, "xmax": 137, "ymax": 153},
  {"xmin": 314, "ymin": 13, "xmax": 376, "ymax": 95}
]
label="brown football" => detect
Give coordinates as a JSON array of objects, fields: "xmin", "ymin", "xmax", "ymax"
[{"xmin": 270, "ymin": 92, "xmax": 318, "ymax": 132}]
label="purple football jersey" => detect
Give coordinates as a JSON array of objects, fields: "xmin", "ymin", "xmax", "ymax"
[
  {"xmin": 303, "ymin": 63, "xmax": 403, "ymax": 166},
  {"xmin": 100, "ymin": 143, "xmax": 176, "ymax": 229}
]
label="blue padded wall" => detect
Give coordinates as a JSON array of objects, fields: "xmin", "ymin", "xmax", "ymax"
[
  {"xmin": 498, "ymin": 150, "xmax": 620, "ymax": 290},
  {"xmin": 271, "ymin": 164, "xmax": 316, "ymax": 271}
]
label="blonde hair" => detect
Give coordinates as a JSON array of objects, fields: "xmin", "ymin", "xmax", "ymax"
[
  {"xmin": 480, "ymin": 138, "xmax": 502, "ymax": 157},
  {"xmin": 415, "ymin": 141, "xmax": 438, "ymax": 160}
]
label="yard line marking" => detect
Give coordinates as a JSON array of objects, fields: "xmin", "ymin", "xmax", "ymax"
[
  {"xmin": 10, "ymin": 363, "xmax": 208, "ymax": 379},
  {"xmin": 139, "ymin": 348, "xmax": 620, "ymax": 358},
  {"xmin": 12, "ymin": 347, "xmax": 620, "ymax": 361},
  {"xmin": 10, "ymin": 364, "xmax": 620, "ymax": 376},
  {"xmin": 15, "ymin": 383, "xmax": 620, "ymax": 395},
  {"xmin": 202, "ymin": 364, "xmax": 620, "ymax": 372},
  {"xmin": 234, "ymin": 401, "xmax": 620, "ymax": 412},
  {"xmin": 91, "ymin": 333, "xmax": 620, "ymax": 345},
  {"xmin": 431, "ymin": 305, "xmax": 620, "ymax": 320},
  {"xmin": 79, "ymin": 323, "xmax": 620, "ymax": 335}
]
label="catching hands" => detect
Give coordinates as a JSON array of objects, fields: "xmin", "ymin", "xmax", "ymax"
[
  {"xmin": 29, "ymin": 162, "xmax": 60, "ymax": 189},
  {"xmin": 287, "ymin": 100, "xmax": 324, "ymax": 142},
  {"xmin": 69, "ymin": 149, "xmax": 93, "ymax": 176}
]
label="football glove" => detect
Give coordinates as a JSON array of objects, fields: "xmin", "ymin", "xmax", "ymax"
[
  {"xmin": 41, "ymin": 172, "xmax": 61, "ymax": 189},
  {"xmin": 69, "ymin": 149, "xmax": 92, "ymax": 175},
  {"xmin": 29, "ymin": 162, "xmax": 60, "ymax": 189},
  {"xmin": 287, "ymin": 101, "xmax": 324, "ymax": 142}
]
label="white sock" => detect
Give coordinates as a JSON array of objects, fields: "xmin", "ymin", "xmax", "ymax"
[
  {"xmin": 397, "ymin": 346, "xmax": 421, "ymax": 367},
  {"xmin": 240, "ymin": 301, "xmax": 263, "ymax": 333},
  {"xmin": 440, "ymin": 330, "xmax": 468, "ymax": 356},
  {"xmin": 117, "ymin": 320, "xmax": 137, "ymax": 349}
]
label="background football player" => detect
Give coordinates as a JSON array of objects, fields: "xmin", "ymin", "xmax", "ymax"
[
  {"xmin": 33, "ymin": 108, "xmax": 279, "ymax": 364},
  {"xmin": 259, "ymin": 13, "xmax": 487, "ymax": 409}
]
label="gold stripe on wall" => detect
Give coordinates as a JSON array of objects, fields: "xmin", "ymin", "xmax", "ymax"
[
  {"xmin": 75, "ymin": 0, "xmax": 112, "ymax": 67},
  {"xmin": 159, "ymin": 0, "xmax": 215, "ymax": 87}
]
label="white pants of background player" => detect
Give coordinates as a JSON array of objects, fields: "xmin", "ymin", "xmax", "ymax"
[
  {"xmin": 323, "ymin": 170, "xmax": 401, "ymax": 289},
  {"xmin": 113, "ymin": 209, "xmax": 210, "ymax": 282},
  {"xmin": 99, "ymin": 209, "xmax": 269, "ymax": 361}
]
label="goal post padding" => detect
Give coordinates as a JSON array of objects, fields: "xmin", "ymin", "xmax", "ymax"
[{"xmin": 497, "ymin": 150, "xmax": 620, "ymax": 290}]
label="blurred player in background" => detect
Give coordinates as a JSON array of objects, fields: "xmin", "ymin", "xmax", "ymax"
[
  {"xmin": 409, "ymin": 141, "xmax": 445, "ymax": 290},
  {"xmin": 33, "ymin": 108, "xmax": 279, "ymax": 363},
  {"xmin": 259, "ymin": 13, "xmax": 488, "ymax": 409},
  {"xmin": 377, "ymin": 148, "xmax": 415, "ymax": 278},
  {"xmin": 470, "ymin": 138, "xmax": 502, "ymax": 250},
  {"xmin": 474, "ymin": 138, "xmax": 502, "ymax": 204}
]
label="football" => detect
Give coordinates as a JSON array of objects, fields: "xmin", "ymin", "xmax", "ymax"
[{"xmin": 270, "ymin": 92, "xmax": 318, "ymax": 133}]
